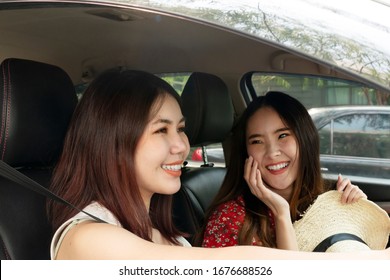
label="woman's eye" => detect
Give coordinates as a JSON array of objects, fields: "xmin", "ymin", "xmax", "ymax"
[
  {"xmin": 279, "ymin": 133, "xmax": 288, "ymax": 139},
  {"xmin": 250, "ymin": 139, "xmax": 263, "ymax": 144},
  {"xmin": 155, "ymin": 127, "xmax": 167, "ymax": 134},
  {"xmin": 178, "ymin": 126, "xmax": 186, "ymax": 133}
]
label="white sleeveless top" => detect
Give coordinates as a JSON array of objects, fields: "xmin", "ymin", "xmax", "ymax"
[{"xmin": 50, "ymin": 202, "xmax": 191, "ymax": 259}]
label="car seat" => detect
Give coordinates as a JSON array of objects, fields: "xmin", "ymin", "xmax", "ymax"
[
  {"xmin": 0, "ymin": 58, "xmax": 78, "ymax": 259},
  {"xmin": 172, "ymin": 72, "xmax": 234, "ymax": 244}
]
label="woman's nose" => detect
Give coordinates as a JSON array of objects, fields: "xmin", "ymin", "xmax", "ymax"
[
  {"xmin": 265, "ymin": 142, "xmax": 281, "ymax": 158},
  {"xmin": 171, "ymin": 132, "xmax": 189, "ymax": 154}
]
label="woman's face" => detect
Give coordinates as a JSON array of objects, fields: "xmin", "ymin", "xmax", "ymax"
[
  {"xmin": 246, "ymin": 107, "xmax": 299, "ymax": 200},
  {"xmin": 135, "ymin": 94, "xmax": 190, "ymax": 207}
]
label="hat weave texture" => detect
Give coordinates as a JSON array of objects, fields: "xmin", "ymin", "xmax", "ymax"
[{"xmin": 293, "ymin": 190, "xmax": 390, "ymax": 252}]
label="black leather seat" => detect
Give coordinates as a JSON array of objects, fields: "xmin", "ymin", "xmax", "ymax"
[
  {"xmin": 0, "ymin": 58, "xmax": 78, "ymax": 259},
  {"xmin": 173, "ymin": 72, "xmax": 234, "ymax": 244}
]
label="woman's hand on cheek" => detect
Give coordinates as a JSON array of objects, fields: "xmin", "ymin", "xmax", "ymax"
[
  {"xmin": 337, "ymin": 174, "xmax": 367, "ymax": 204},
  {"xmin": 244, "ymin": 156, "xmax": 290, "ymax": 217}
]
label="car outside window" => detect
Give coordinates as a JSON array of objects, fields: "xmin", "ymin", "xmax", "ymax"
[
  {"xmin": 247, "ymin": 73, "xmax": 389, "ymax": 107},
  {"xmin": 331, "ymin": 113, "xmax": 390, "ymax": 158},
  {"xmin": 75, "ymin": 83, "xmax": 89, "ymax": 100},
  {"xmin": 159, "ymin": 73, "xmax": 191, "ymax": 95},
  {"xmin": 318, "ymin": 123, "xmax": 331, "ymax": 155}
]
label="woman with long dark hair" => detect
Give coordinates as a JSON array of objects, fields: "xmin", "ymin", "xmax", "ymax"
[{"xmin": 198, "ymin": 91, "xmax": 366, "ymax": 249}]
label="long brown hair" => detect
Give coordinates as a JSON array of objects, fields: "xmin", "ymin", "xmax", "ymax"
[
  {"xmin": 196, "ymin": 91, "xmax": 328, "ymax": 247},
  {"xmin": 47, "ymin": 69, "xmax": 183, "ymax": 244}
]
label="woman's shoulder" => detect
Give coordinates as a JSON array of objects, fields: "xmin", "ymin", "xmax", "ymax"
[
  {"xmin": 55, "ymin": 220, "xmax": 153, "ymax": 259},
  {"xmin": 51, "ymin": 202, "xmax": 121, "ymax": 259}
]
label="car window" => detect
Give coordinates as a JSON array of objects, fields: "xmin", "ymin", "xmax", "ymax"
[
  {"xmin": 318, "ymin": 123, "xmax": 331, "ymax": 155},
  {"xmin": 324, "ymin": 113, "xmax": 390, "ymax": 158},
  {"xmin": 247, "ymin": 73, "xmax": 389, "ymax": 108},
  {"xmin": 75, "ymin": 83, "xmax": 89, "ymax": 100},
  {"xmin": 158, "ymin": 73, "xmax": 191, "ymax": 95}
]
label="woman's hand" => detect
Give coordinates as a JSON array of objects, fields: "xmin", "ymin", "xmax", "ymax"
[
  {"xmin": 337, "ymin": 174, "xmax": 367, "ymax": 204},
  {"xmin": 244, "ymin": 156, "xmax": 290, "ymax": 216},
  {"xmin": 244, "ymin": 156, "xmax": 298, "ymax": 250}
]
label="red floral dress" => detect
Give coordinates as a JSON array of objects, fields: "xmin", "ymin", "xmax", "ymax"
[{"xmin": 202, "ymin": 195, "xmax": 274, "ymax": 247}]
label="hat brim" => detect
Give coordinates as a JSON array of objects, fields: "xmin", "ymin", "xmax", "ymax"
[{"xmin": 293, "ymin": 190, "xmax": 390, "ymax": 252}]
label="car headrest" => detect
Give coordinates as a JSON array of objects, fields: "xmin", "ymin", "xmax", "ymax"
[
  {"xmin": 181, "ymin": 72, "xmax": 234, "ymax": 146},
  {"xmin": 0, "ymin": 58, "xmax": 78, "ymax": 167}
]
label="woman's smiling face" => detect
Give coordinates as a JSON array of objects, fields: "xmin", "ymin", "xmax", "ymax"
[
  {"xmin": 134, "ymin": 94, "xmax": 190, "ymax": 208},
  {"xmin": 246, "ymin": 106, "xmax": 299, "ymax": 200}
]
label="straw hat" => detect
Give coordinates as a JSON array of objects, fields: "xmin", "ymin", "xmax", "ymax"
[{"xmin": 293, "ymin": 190, "xmax": 390, "ymax": 252}]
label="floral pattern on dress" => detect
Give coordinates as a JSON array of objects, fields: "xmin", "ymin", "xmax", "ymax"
[{"xmin": 202, "ymin": 195, "xmax": 258, "ymax": 247}]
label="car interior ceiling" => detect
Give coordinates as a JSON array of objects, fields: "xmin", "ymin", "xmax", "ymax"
[{"xmin": 0, "ymin": 5, "xmax": 360, "ymax": 96}]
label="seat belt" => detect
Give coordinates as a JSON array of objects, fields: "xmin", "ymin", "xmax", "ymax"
[{"xmin": 0, "ymin": 160, "xmax": 106, "ymax": 223}]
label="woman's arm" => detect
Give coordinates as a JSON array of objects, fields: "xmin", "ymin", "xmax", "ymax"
[
  {"xmin": 273, "ymin": 214, "xmax": 298, "ymax": 251},
  {"xmin": 56, "ymin": 222, "xmax": 389, "ymax": 260}
]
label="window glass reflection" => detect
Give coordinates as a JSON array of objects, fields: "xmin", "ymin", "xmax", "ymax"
[{"xmin": 332, "ymin": 114, "xmax": 389, "ymax": 158}]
